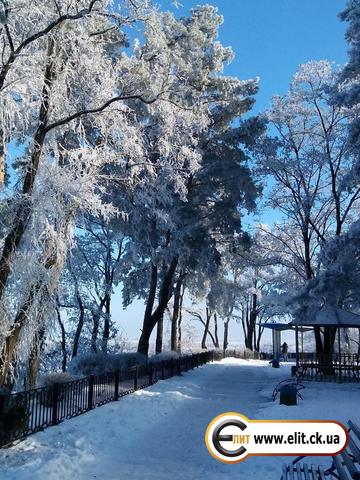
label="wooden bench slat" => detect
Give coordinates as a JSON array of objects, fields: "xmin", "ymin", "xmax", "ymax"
[
  {"xmin": 349, "ymin": 420, "xmax": 360, "ymax": 443},
  {"xmin": 349, "ymin": 436, "xmax": 360, "ymax": 463},
  {"xmin": 303, "ymin": 463, "xmax": 311, "ymax": 480},
  {"xmin": 289, "ymin": 463, "xmax": 295, "ymax": 480},
  {"xmin": 282, "ymin": 420, "xmax": 360, "ymax": 480},
  {"xmin": 341, "ymin": 450, "xmax": 358, "ymax": 476},
  {"xmin": 333, "ymin": 456, "xmax": 352, "ymax": 480},
  {"xmin": 317, "ymin": 465, "xmax": 326, "ymax": 480},
  {"xmin": 310, "ymin": 465, "xmax": 318, "ymax": 480}
]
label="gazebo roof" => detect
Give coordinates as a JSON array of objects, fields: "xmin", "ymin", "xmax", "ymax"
[
  {"xmin": 259, "ymin": 322, "xmax": 312, "ymax": 332},
  {"xmin": 292, "ymin": 307, "xmax": 360, "ymax": 328}
]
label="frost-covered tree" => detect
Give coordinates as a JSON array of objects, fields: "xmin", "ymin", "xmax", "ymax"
[
  {"xmin": 297, "ymin": 2, "xmax": 360, "ymax": 328},
  {"xmin": 256, "ymin": 60, "xmax": 360, "ymax": 356},
  {"xmin": 58, "ymin": 217, "xmax": 125, "ymax": 358},
  {"xmin": 117, "ymin": 7, "xmax": 261, "ymax": 356},
  {"xmin": 339, "ymin": 0, "xmax": 360, "ymax": 158},
  {"xmin": 0, "ymin": 0, "xmax": 165, "ymax": 386},
  {"xmin": 0, "ymin": 1, "xmax": 261, "ymax": 385}
]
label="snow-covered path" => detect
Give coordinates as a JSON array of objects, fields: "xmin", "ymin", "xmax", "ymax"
[{"xmin": 1, "ymin": 359, "xmax": 359, "ymax": 480}]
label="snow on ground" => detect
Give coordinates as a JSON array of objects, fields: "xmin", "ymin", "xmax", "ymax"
[{"xmin": 0, "ymin": 358, "xmax": 359, "ymax": 480}]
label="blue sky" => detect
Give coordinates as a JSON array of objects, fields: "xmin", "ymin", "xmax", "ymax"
[
  {"xmin": 162, "ymin": 0, "xmax": 348, "ymax": 114},
  {"xmin": 116, "ymin": 0, "xmax": 349, "ymax": 344}
]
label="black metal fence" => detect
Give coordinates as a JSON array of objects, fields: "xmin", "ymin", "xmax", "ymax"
[
  {"xmin": 0, "ymin": 351, "xmax": 214, "ymax": 448},
  {"xmin": 0, "ymin": 348, "xmax": 273, "ymax": 448},
  {"xmin": 298, "ymin": 353, "xmax": 360, "ymax": 383},
  {"xmin": 215, "ymin": 349, "xmax": 263, "ymax": 361}
]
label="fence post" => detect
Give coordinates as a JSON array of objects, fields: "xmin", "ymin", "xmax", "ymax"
[
  {"xmin": 52, "ymin": 383, "xmax": 60, "ymax": 425},
  {"xmin": 185, "ymin": 356, "xmax": 188, "ymax": 372},
  {"xmin": 161, "ymin": 361, "xmax": 165, "ymax": 380},
  {"xmin": 149, "ymin": 363, "xmax": 153, "ymax": 385},
  {"xmin": 134, "ymin": 365, "xmax": 139, "ymax": 391},
  {"xmin": 114, "ymin": 370, "xmax": 120, "ymax": 401},
  {"xmin": 170, "ymin": 359, "xmax": 174, "ymax": 377},
  {"xmin": 88, "ymin": 375, "xmax": 94, "ymax": 410},
  {"xmin": 196, "ymin": 353, "xmax": 199, "ymax": 368},
  {"xmin": 0, "ymin": 394, "xmax": 7, "ymax": 447}
]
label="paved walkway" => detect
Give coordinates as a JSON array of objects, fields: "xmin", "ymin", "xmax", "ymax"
[{"xmin": 0, "ymin": 359, "xmax": 291, "ymax": 480}]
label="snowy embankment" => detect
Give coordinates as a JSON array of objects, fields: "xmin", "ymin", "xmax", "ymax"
[{"xmin": 0, "ymin": 359, "xmax": 359, "ymax": 480}]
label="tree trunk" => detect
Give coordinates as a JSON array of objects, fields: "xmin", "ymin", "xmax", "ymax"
[
  {"xmin": 255, "ymin": 325, "xmax": 264, "ymax": 352},
  {"xmin": 314, "ymin": 326, "xmax": 324, "ymax": 354},
  {"xmin": 214, "ymin": 312, "xmax": 220, "ymax": 348},
  {"xmin": 171, "ymin": 276, "xmax": 183, "ymax": 351},
  {"xmin": 69, "ymin": 260, "xmax": 85, "ymax": 359},
  {"xmin": 201, "ymin": 308, "xmax": 211, "ymax": 350},
  {"xmin": 137, "ymin": 264, "xmax": 158, "ymax": 355},
  {"xmin": 25, "ymin": 327, "xmax": 45, "ymax": 390},
  {"xmin": 56, "ymin": 303, "xmax": 67, "ymax": 372},
  {"xmin": 0, "ymin": 128, "xmax": 4, "ymax": 186},
  {"xmin": 0, "ymin": 283, "xmax": 42, "ymax": 386},
  {"xmin": 91, "ymin": 293, "xmax": 108, "ymax": 354},
  {"xmin": 177, "ymin": 282, "xmax": 185, "ymax": 353},
  {"xmin": 0, "ymin": 38, "xmax": 56, "ymax": 304},
  {"xmin": 102, "ymin": 294, "xmax": 111, "ymax": 354},
  {"xmin": 91, "ymin": 311, "xmax": 100, "ymax": 353},
  {"xmin": 223, "ymin": 318, "xmax": 230, "ymax": 351},
  {"xmin": 0, "ymin": 201, "xmax": 78, "ymax": 386},
  {"xmin": 71, "ymin": 292, "xmax": 85, "ymax": 359},
  {"xmin": 137, "ymin": 257, "xmax": 178, "ymax": 356},
  {"xmin": 155, "ymin": 315, "xmax": 163, "ymax": 354}
]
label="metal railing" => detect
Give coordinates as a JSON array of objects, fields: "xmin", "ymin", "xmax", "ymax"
[
  {"xmin": 0, "ymin": 351, "xmax": 213, "ymax": 448},
  {"xmin": 298, "ymin": 353, "xmax": 360, "ymax": 382}
]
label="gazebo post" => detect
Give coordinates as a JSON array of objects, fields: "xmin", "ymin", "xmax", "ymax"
[
  {"xmin": 295, "ymin": 325, "xmax": 299, "ymax": 369},
  {"xmin": 301, "ymin": 329, "xmax": 304, "ymax": 356}
]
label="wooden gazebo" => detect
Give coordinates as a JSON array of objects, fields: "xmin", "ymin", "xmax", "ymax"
[
  {"xmin": 260, "ymin": 322, "xmax": 312, "ymax": 367},
  {"xmin": 292, "ymin": 307, "xmax": 360, "ymax": 382}
]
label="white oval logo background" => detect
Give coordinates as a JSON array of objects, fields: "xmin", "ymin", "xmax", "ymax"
[{"xmin": 205, "ymin": 412, "xmax": 348, "ymax": 464}]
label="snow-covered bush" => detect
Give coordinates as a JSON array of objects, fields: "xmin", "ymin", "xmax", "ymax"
[
  {"xmin": 149, "ymin": 351, "xmax": 179, "ymax": 363},
  {"xmin": 38, "ymin": 372, "xmax": 79, "ymax": 406},
  {"xmin": 40, "ymin": 372, "xmax": 76, "ymax": 388},
  {"xmin": 68, "ymin": 353, "xmax": 147, "ymax": 376}
]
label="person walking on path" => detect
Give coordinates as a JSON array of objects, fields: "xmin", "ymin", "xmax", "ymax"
[{"xmin": 281, "ymin": 342, "xmax": 288, "ymax": 362}]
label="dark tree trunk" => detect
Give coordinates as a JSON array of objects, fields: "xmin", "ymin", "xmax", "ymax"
[
  {"xmin": 71, "ymin": 289, "xmax": 85, "ymax": 359},
  {"xmin": 171, "ymin": 276, "xmax": 183, "ymax": 351},
  {"xmin": 137, "ymin": 257, "xmax": 178, "ymax": 356},
  {"xmin": 244, "ymin": 294, "xmax": 257, "ymax": 351},
  {"xmin": 0, "ymin": 128, "xmax": 4, "ymax": 185},
  {"xmin": 25, "ymin": 327, "xmax": 45, "ymax": 390},
  {"xmin": 91, "ymin": 311, "xmax": 100, "ymax": 353},
  {"xmin": 0, "ymin": 283, "xmax": 41, "ymax": 386},
  {"xmin": 223, "ymin": 318, "xmax": 230, "ymax": 351},
  {"xmin": 56, "ymin": 303, "xmax": 67, "ymax": 372},
  {"xmin": 255, "ymin": 325, "xmax": 264, "ymax": 352},
  {"xmin": 177, "ymin": 282, "xmax": 185, "ymax": 353},
  {"xmin": 314, "ymin": 326, "xmax": 324, "ymax": 354},
  {"xmin": 102, "ymin": 294, "xmax": 111, "ymax": 354},
  {"xmin": 201, "ymin": 308, "xmax": 211, "ymax": 350},
  {"xmin": 91, "ymin": 293, "xmax": 108, "ymax": 354},
  {"xmin": 214, "ymin": 312, "xmax": 220, "ymax": 348},
  {"xmin": 0, "ymin": 38, "xmax": 56, "ymax": 303},
  {"xmin": 155, "ymin": 315, "xmax": 163, "ymax": 354}
]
